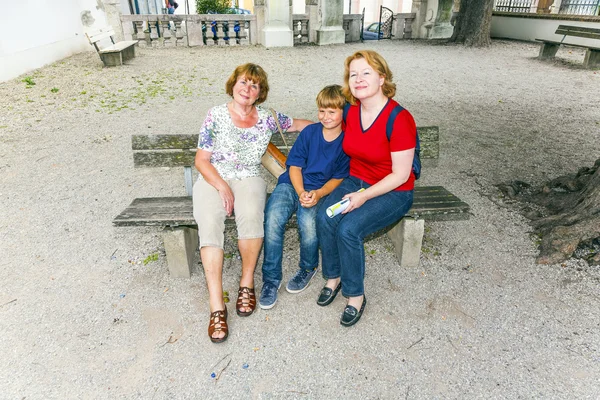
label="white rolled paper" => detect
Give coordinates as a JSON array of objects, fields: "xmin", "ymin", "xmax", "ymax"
[{"xmin": 325, "ymin": 188, "xmax": 365, "ymax": 218}]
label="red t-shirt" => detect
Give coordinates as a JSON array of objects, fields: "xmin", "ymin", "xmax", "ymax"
[{"xmin": 342, "ymin": 99, "xmax": 417, "ymax": 191}]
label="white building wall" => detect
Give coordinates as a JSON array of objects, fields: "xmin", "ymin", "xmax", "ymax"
[
  {"xmin": 0, "ymin": 0, "xmax": 116, "ymax": 82},
  {"xmin": 491, "ymin": 15, "xmax": 600, "ymax": 47}
]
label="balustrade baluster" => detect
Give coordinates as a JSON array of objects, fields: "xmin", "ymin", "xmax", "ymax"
[
  {"xmin": 228, "ymin": 20, "xmax": 237, "ymax": 46},
  {"xmin": 134, "ymin": 21, "xmax": 148, "ymax": 47},
  {"xmin": 149, "ymin": 21, "xmax": 159, "ymax": 47},
  {"xmin": 174, "ymin": 21, "xmax": 184, "ymax": 46},
  {"xmin": 162, "ymin": 21, "xmax": 173, "ymax": 46}
]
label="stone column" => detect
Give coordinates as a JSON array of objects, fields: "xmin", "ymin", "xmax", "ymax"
[
  {"xmin": 411, "ymin": 0, "xmax": 429, "ymax": 39},
  {"xmin": 306, "ymin": 0, "xmax": 318, "ymax": 44},
  {"xmin": 255, "ymin": 0, "xmax": 293, "ymax": 47},
  {"xmin": 316, "ymin": 0, "xmax": 345, "ymax": 45},
  {"xmin": 103, "ymin": 0, "xmax": 124, "ymax": 41}
]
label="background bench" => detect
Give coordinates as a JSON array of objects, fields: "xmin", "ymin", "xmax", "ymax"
[
  {"xmin": 536, "ymin": 25, "xmax": 600, "ymax": 69},
  {"xmin": 86, "ymin": 26, "xmax": 138, "ymax": 67},
  {"xmin": 113, "ymin": 128, "xmax": 470, "ymax": 277}
]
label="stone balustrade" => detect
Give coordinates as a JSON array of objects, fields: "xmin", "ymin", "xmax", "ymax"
[
  {"xmin": 343, "ymin": 14, "xmax": 363, "ymax": 42},
  {"xmin": 394, "ymin": 13, "xmax": 416, "ymax": 39},
  {"xmin": 120, "ymin": 12, "xmax": 414, "ymax": 47},
  {"xmin": 120, "ymin": 14, "xmax": 257, "ymax": 47},
  {"xmin": 292, "ymin": 14, "xmax": 310, "ymax": 45}
]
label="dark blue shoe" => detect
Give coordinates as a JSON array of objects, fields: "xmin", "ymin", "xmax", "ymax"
[
  {"xmin": 259, "ymin": 282, "xmax": 281, "ymax": 310},
  {"xmin": 286, "ymin": 267, "xmax": 317, "ymax": 294},
  {"xmin": 340, "ymin": 296, "xmax": 367, "ymax": 327}
]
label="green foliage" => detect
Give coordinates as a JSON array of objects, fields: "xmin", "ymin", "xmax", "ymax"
[
  {"xmin": 196, "ymin": 0, "xmax": 231, "ymax": 14},
  {"xmin": 22, "ymin": 76, "xmax": 35, "ymax": 86},
  {"xmin": 50, "ymin": 88, "xmax": 59, "ymax": 93},
  {"xmin": 143, "ymin": 252, "xmax": 159, "ymax": 265}
]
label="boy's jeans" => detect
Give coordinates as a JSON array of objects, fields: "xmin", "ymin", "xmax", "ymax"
[
  {"xmin": 316, "ymin": 176, "xmax": 414, "ymax": 297},
  {"xmin": 262, "ymin": 183, "xmax": 321, "ymax": 286}
]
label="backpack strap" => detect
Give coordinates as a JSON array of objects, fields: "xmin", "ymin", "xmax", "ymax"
[
  {"xmin": 342, "ymin": 102, "xmax": 351, "ymax": 123},
  {"xmin": 386, "ymin": 105, "xmax": 405, "ymax": 141}
]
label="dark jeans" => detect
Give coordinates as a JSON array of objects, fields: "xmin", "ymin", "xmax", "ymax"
[
  {"xmin": 261, "ymin": 184, "xmax": 322, "ymax": 286},
  {"xmin": 316, "ymin": 176, "xmax": 413, "ymax": 297}
]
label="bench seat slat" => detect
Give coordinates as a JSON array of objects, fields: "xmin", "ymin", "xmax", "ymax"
[
  {"xmin": 113, "ymin": 186, "xmax": 471, "ymax": 227},
  {"xmin": 134, "ymin": 151, "xmax": 197, "ymax": 168},
  {"xmin": 99, "ymin": 41, "xmax": 138, "ymax": 53},
  {"xmin": 131, "ymin": 126, "xmax": 440, "ymax": 169},
  {"xmin": 87, "ymin": 30, "xmax": 115, "ymax": 43}
]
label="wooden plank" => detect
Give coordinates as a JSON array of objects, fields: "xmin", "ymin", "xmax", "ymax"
[
  {"xmin": 88, "ymin": 30, "xmax": 115, "ymax": 44},
  {"xmin": 133, "ymin": 134, "xmax": 198, "ymax": 150},
  {"xmin": 131, "ymin": 126, "xmax": 440, "ymax": 168},
  {"xmin": 113, "ymin": 185, "xmax": 470, "ymax": 227},
  {"xmin": 556, "ymin": 25, "xmax": 600, "ymax": 38},
  {"xmin": 99, "ymin": 41, "xmax": 138, "ymax": 53},
  {"xmin": 133, "ymin": 151, "xmax": 196, "ymax": 167}
]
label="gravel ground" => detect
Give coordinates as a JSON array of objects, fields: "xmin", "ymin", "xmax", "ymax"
[{"xmin": 1, "ymin": 40, "xmax": 599, "ymax": 399}]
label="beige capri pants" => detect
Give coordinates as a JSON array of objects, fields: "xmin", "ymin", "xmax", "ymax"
[{"xmin": 193, "ymin": 176, "xmax": 267, "ymax": 249}]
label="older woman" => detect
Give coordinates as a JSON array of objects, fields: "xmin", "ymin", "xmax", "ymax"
[
  {"xmin": 193, "ymin": 63, "xmax": 311, "ymax": 343},
  {"xmin": 316, "ymin": 50, "xmax": 417, "ymax": 327}
]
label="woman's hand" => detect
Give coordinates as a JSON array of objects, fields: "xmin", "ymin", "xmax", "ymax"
[
  {"xmin": 216, "ymin": 182, "xmax": 235, "ymax": 216},
  {"xmin": 341, "ymin": 190, "xmax": 368, "ymax": 214},
  {"xmin": 195, "ymin": 149, "xmax": 235, "ymax": 215}
]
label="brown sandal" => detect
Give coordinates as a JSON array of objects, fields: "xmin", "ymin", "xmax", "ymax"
[
  {"xmin": 236, "ymin": 287, "xmax": 256, "ymax": 317},
  {"xmin": 208, "ymin": 307, "xmax": 228, "ymax": 343}
]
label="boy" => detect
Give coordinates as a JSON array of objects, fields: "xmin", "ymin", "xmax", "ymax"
[{"xmin": 259, "ymin": 85, "xmax": 350, "ymax": 309}]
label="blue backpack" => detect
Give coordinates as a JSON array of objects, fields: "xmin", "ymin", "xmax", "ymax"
[{"xmin": 343, "ymin": 103, "xmax": 421, "ymax": 179}]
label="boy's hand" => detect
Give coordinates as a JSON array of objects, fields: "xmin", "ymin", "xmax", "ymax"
[{"xmin": 300, "ymin": 190, "xmax": 321, "ymax": 208}]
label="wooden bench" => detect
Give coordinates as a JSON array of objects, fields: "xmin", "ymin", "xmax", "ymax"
[
  {"xmin": 536, "ymin": 25, "xmax": 600, "ymax": 69},
  {"xmin": 86, "ymin": 26, "xmax": 138, "ymax": 67},
  {"xmin": 113, "ymin": 128, "xmax": 470, "ymax": 278}
]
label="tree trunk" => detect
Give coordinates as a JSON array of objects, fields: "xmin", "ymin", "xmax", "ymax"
[
  {"xmin": 534, "ymin": 160, "xmax": 600, "ymax": 265},
  {"xmin": 450, "ymin": 0, "xmax": 494, "ymax": 46},
  {"xmin": 498, "ymin": 158, "xmax": 600, "ymax": 265}
]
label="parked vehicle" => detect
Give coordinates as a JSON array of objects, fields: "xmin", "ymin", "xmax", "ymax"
[
  {"xmin": 228, "ymin": 7, "xmax": 251, "ymax": 14},
  {"xmin": 362, "ymin": 22, "xmax": 382, "ymax": 40}
]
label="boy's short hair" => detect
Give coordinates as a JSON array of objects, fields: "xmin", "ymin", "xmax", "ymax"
[{"xmin": 316, "ymin": 85, "xmax": 345, "ymax": 110}]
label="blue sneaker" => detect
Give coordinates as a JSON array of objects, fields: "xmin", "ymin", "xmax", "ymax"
[
  {"xmin": 286, "ymin": 268, "xmax": 317, "ymax": 294},
  {"xmin": 259, "ymin": 282, "xmax": 281, "ymax": 310}
]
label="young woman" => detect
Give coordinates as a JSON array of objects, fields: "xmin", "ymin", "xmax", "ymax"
[{"xmin": 316, "ymin": 50, "xmax": 417, "ymax": 327}]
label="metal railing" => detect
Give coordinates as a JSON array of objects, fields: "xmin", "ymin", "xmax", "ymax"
[
  {"xmin": 493, "ymin": 0, "xmax": 535, "ymax": 12},
  {"xmin": 559, "ymin": 0, "xmax": 600, "ymax": 15}
]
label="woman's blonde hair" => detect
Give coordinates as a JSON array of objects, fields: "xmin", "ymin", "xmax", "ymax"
[
  {"xmin": 342, "ymin": 50, "xmax": 396, "ymax": 105},
  {"xmin": 225, "ymin": 63, "xmax": 270, "ymax": 104},
  {"xmin": 316, "ymin": 85, "xmax": 346, "ymax": 110}
]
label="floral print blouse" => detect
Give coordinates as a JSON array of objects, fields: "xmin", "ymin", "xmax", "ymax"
[{"xmin": 197, "ymin": 104, "xmax": 293, "ymax": 180}]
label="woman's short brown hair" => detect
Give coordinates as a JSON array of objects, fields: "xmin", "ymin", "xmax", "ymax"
[
  {"xmin": 225, "ymin": 63, "xmax": 270, "ymax": 104},
  {"xmin": 342, "ymin": 50, "xmax": 396, "ymax": 105}
]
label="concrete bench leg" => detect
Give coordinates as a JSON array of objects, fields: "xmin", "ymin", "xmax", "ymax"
[
  {"xmin": 162, "ymin": 227, "xmax": 198, "ymax": 278},
  {"xmin": 538, "ymin": 43, "xmax": 559, "ymax": 60},
  {"xmin": 100, "ymin": 52, "xmax": 123, "ymax": 67},
  {"xmin": 122, "ymin": 45, "xmax": 136, "ymax": 63},
  {"xmin": 386, "ymin": 217, "xmax": 425, "ymax": 267},
  {"xmin": 584, "ymin": 49, "xmax": 600, "ymax": 69}
]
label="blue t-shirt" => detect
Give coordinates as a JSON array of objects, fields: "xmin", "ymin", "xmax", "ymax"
[{"xmin": 277, "ymin": 122, "xmax": 350, "ymax": 191}]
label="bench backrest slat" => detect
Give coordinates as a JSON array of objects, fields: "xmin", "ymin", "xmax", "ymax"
[
  {"xmin": 555, "ymin": 25, "xmax": 600, "ymax": 40},
  {"xmin": 131, "ymin": 126, "xmax": 440, "ymax": 169}
]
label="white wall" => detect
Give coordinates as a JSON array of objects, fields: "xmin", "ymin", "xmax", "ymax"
[
  {"xmin": 491, "ymin": 15, "xmax": 600, "ymax": 47},
  {"xmin": 0, "ymin": 0, "xmax": 111, "ymax": 83}
]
